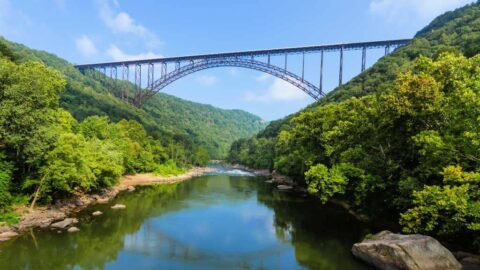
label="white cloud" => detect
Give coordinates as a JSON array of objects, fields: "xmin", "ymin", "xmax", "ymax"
[
  {"xmin": 244, "ymin": 78, "xmax": 308, "ymax": 103},
  {"xmin": 75, "ymin": 35, "xmax": 98, "ymax": 57},
  {"xmin": 369, "ymin": 0, "xmax": 473, "ymax": 23},
  {"xmin": 96, "ymin": 0, "xmax": 161, "ymax": 48},
  {"xmin": 196, "ymin": 75, "xmax": 218, "ymax": 86},
  {"xmin": 106, "ymin": 45, "xmax": 162, "ymax": 61}
]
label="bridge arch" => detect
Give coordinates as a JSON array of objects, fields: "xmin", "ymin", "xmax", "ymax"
[
  {"xmin": 75, "ymin": 39, "xmax": 411, "ymax": 107},
  {"xmin": 148, "ymin": 58, "xmax": 323, "ymax": 101}
]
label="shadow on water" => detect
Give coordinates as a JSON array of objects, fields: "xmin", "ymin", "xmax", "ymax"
[{"xmin": 0, "ymin": 173, "xmax": 372, "ymax": 270}]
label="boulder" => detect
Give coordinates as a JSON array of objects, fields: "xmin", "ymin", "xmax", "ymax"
[
  {"xmin": 272, "ymin": 170, "xmax": 293, "ymax": 184},
  {"xmin": 277, "ymin": 185, "xmax": 293, "ymax": 190},
  {"xmin": 0, "ymin": 231, "xmax": 18, "ymax": 242},
  {"xmin": 460, "ymin": 257, "xmax": 480, "ymax": 270},
  {"xmin": 111, "ymin": 204, "xmax": 126, "ymax": 209},
  {"xmin": 39, "ymin": 221, "xmax": 51, "ymax": 228},
  {"xmin": 352, "ymin": 231, "xmax": 462, "ymax": 270},
  {"xmin": 50, "ymin": 218, "xmax": 78, "ymax": 229},
  {"xmin": 73, "ymin": 199, "xmax": 84, "ymax": 206},
  {"xmin": 67, "ymin": 227, "xmax": 80, "ymax": 233},
  {"xmin": 96, "ymin": 198, "xmax": 109, "ymax": 204},
  {"xmin": 92, "ymin": 211, "xmax": 103, "ymax": 216},
  {"xmin": 127, "ymin": 186, "xmax": 135, "ymax": 192},
  {"xmin": 454, "ymin": 251, "xmax": 480, "ymax": 270}
]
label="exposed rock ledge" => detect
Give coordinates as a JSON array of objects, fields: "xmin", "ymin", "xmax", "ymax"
[{"xmin": 352, "ymin": 231, "xmax": 462, "ymax": 270}]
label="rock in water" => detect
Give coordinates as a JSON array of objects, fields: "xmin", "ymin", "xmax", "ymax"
[
  {"xmin": 111, "ymin": 204, "xmax": 126, "ymax": 209},
  {"xmin": 277, "ymin": 185, "xmax": 292, "ymax": 190},
  {"xmin": 50, "ymin": 218, "xmax": 79, "ymax": 229},
  {"xmin": 352, "ymin": 231, "xmax": 462, "ymax": 270},
  {"xmin": 127, "ymin": 186, "xmax": 135, "ymax": 192},
  {"xmin": 454, "ymin": 251, "xmax": 480, "ymax": 270},
  {"xmin": 92, "ymin": 211, "xmax": 103, "ymax": 216},
  {"xmin": 67, "ymin": 227, "xmax": 80, "ymax": 233}
]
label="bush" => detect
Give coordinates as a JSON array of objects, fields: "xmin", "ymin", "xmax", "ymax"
[{"xmin": 154, "ymin": 160, "xmax": 185, "ymax": 176}]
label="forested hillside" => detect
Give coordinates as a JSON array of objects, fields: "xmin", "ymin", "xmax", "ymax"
[
  {"xmin": 228, "ymin": 1, "xmax": 480, "ymax": 251},
  {"xmin": 0, "ymin": 35, "xmax": 266, "ymax": 223},
  {"xmin": 0, "ymin": 37, "xmax": 266, "ymax": 158}
]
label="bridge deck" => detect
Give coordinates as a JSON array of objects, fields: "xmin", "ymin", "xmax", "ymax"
[{"xmin": 74, "ymin": 39, "xmax": 411, "ymax": 68}]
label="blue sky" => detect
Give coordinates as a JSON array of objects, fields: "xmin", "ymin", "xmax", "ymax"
[{"xmin": 0, "ymin": 0, "xmax": 474, "ymax": 120}]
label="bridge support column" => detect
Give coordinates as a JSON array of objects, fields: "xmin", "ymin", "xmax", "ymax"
[
  {"xmin": 339, "ymin": 46, "xmax": 344, "ymax": 86},
  {"xmin": 319, "ymin": 50, "xmax": 324, "ymax": 95},
  {"xmin": 361, "ymin": 47, "xmax": 367, "ymax": 72},
  {"xmin": 135, "ymin": 64, "xmax": 142, "ymax": 89},
  {"xmin": 122, "ymin": 65, "xmax": 129, "ymax": 82},
  {"xmin": 302, "ymin": 52, "xmax": 305, "ymax": 82},
  {"xmin": 121, "ymin": 65, "xmax": 129, "ymax": 101},
  {"xmin": 109, "ymin": 66, "xmax": 117, "ymax": 94},
  {"xmin": 148, "ymin": 63, "xmax": 154, "ymax": 90},
  {"xmin": 284, "ymin": 53, "xmax": 287, "ymax": 71},
  {"xmin": 385, "ymin": 45, "xmax": 390, "ymax": 55},
  {"xmin": 161, "ymin": 63, "xmax": 167, "ymax": 79}
]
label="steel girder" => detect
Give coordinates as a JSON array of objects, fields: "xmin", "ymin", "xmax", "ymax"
[
  {"xmin": 75, "ymin": 39, "xmax": 411, "ymax": 69},
  {"xmin": 148, "ymin": 58, "xmax": 323, "ymax": 100}
]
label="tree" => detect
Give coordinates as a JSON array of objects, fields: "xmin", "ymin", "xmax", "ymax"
[
  {"xmin": 305, "ymin": 164, "xmax": 348, "ymax": 203},
  {"xmin": 0, "ymin": 59, "xmax": 66, "ymax": 169},
  {"xmin": 0, "ymin": 152, "xmax": 13, "ymax": 209}
]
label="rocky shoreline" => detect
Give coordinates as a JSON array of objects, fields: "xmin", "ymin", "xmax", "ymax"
[{"xmin": 0, "ymin": 167, "xmax": 219, "ymax": 241}]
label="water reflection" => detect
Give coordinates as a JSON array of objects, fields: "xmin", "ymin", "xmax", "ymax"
[{"xmin": 0, "ymin": 174, "xmax": 372, "ymax": 270}]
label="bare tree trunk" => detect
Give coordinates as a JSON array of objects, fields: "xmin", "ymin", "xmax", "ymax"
[{"xmin": 30, "ymin": 175, "xmax": 46, "ymax": 210}]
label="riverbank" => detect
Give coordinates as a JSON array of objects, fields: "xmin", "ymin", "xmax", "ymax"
[{"xmin": 0, "ymin": 167, "xmax": 218, "ymax": 240}]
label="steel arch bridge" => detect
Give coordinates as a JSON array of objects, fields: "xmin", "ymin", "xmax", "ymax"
[{"xmin": 75, "ymin": 39, "xmax": 411, "ymax": 107}]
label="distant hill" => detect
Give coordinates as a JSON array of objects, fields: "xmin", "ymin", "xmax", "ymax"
[{"xmin": 0, "ymin": 37, "xmax": 267, "ymax": 158}]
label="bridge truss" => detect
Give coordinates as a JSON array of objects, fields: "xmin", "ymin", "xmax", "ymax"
[{"xmin": 75, "ymin": 39, "xmax": 410, "ymax": 107}]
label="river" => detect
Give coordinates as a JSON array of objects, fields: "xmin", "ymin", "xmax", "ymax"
[{"xmin": 0, "ymin": 167, "xmax": 372, "ymax": 270}]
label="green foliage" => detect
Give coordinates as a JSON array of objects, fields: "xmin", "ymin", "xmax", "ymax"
[
  {"xmin": 0, "ymin": 39, "xmax": 16, "ymax": 62},
  {"xmin": 0, "ymin": 59, "xmax": 66, "ymax": 166},
  {"xmin": 400, "ymin": 166, "xmax": 480, "ymax": 238},
  {"xmin": 114, "ymin": 119, "xmax": 168, "ymax": 173},
  {"xmin": 0, "ymin": 152, "xmax": 13, "ymax": 209},
  {"xmin": 227, "ymin": 137, "xmax": 275, "ymax": 170},
  {"xmin": 0, "ymin": 211, "xmax": 19, "ymax": 225},
  {"xmin": 191, "ymin": 146, "xmax": 210, "ymax": 166},
  {"xmin": 31, "ymin": 129, "xmax": 123, "ymax": 197},
  {"xmin": 305, "ymin": 164, "xmax": 348, "ymax": 203},
  {"xmin": 154, "ymin": 160, "xmax": 185, "ymax": 176}
]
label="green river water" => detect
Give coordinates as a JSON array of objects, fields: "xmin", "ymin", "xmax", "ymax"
[{"xmin": 0, "ymin": 167, "xmax": 373, "ymax": 270}]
